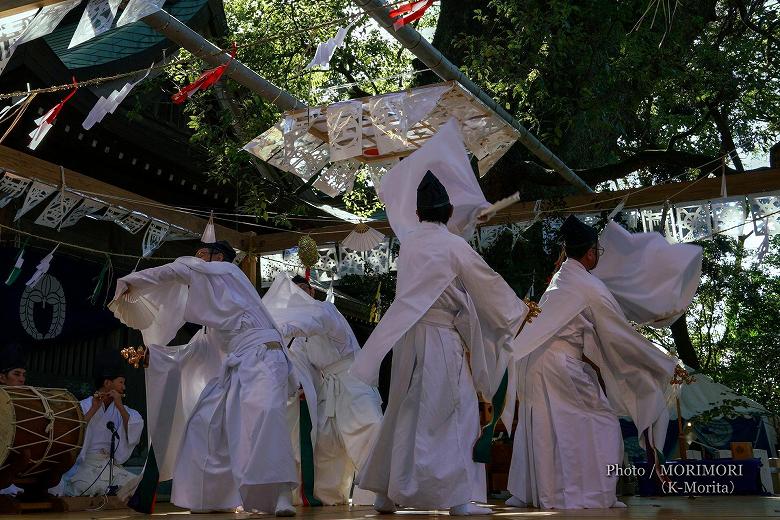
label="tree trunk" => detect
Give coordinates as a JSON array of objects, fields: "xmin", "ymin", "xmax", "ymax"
[{"xmin": 671, "ymin": 312, "xmax": 700, "ymax": 369}]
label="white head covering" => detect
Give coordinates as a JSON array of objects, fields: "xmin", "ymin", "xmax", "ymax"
[{"xmin": 378, "ymin": 118, "xmax": 489, "ymax": 241}]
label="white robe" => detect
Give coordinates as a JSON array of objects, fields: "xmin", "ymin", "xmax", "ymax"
[
  {"xmin": 112, "ymin": 257, "xmax": 298, "ymax": 513},
  {"xmin": 264, "ymin": 272, "xmax": 383, "ymax": 506},
  {"xmin": 353, "ymin": 222, "xmax": 527, "ymax": 509},
  {"xmin": 61, "ymin": 399, "xmax": 144, "ymax": 497},
  {"xmin": 507, "ymin": 259, "xmax": 678, "ymax": 509}
]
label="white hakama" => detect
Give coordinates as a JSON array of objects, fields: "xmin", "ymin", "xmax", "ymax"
[
  {"xmin": 359, "ymin": 286, "xmax": 485, "ymax": 508},
  {"xmin": 264, "ymin": 273, "xmax": 383, "ymax": 505},
  {"xmin": 506, "ymin": 259, "xmax": 678, "ymax": 509},
  {"xmin": 112, "ymin": 257, "xmax": 298, "ymax": 513}
]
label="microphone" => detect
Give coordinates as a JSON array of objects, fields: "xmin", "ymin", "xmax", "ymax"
[{"xmin": 106, "ymin": 421, "xmax": 116, "ymax": 433}]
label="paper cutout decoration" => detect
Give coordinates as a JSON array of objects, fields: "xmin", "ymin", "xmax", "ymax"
[
  {"xmin": 16, "ymin": 0, "xmax": 82, "ymax": 45},
  {"xmin": 325, "ymin": 285, "xmax": 335, "ymax": 303},
  {"xmin": 710, "ymin": 197, "xmax": 746, "ymax": 238},
  {"xmin": 95, "ymin": 205, "xmax": 131, "ymax": 222},
  {"xmin": 749, "ymin": 192, "xmax": 780, "ymax": 237},
  {"xmin": 27, "ymin": 244, "xmax": 58, "ymax": 288},
  {"xmin": 69, "ymin": 0, "xmax": 122, "ymax": 48},
  {"xmin": 15, "ymin": 180, "xmax": 57, "ymax": 221},
  {"xmin": 59, "ymin": 196, "xmax": 106, "ymax": 227},
  {"xmin": 34, "ymin": 190, "xmax": 83, "ymax": 228},
  {"xmin": 83, "ymin": 65, "xmax": 152, "ymax": 129},
  {"xmin": 674, "ymin": 201, "xmax": 712, "ymax": 243},
  {"xmin": 0, "ymin": 8, "xmax": 38, "ymax": 75},
  {"xmin": 116, "ymin": 211, "xmax": 150, "ymax": 234},
  {"xmin": 165, "ymin": 224, "xmax": 200, "ymax": 241},
  {"xmin": 306, "ymin": 25, "xmax": 350, "ymax": 70},
  {"xmin": 171, "ymin": 43, "xmax": 236, "ymax": 104},
  {"xmin": 282, "ymin": 109, "xmax": 320, "ymax": 157},
  {"xmin": 341, "ymin": 223, "xmax": 385, "ymax": 252},
  {"xmin": 312, "ymin": 160, "xmax": 360, "ymax": 197},
  {"xmin": 0, "ymin": 171, "xmax": 32, "ymax": 208},
  {"xmin": 142, "ymin": 219, "xmax": 169, "ymax": 257},
  {"xmin": 116, "ymin": 0, "xmax": 165, "ymax": 27},
  {"xmin": 29, "ymin": 78, "xmax": 79, "ymax": 150},
  {"xmin": 326, "ymin": 100, "xmax": 363, "ymax": 162},
  {"xmin": 640, "ymin": 205, "xmax": 678, "ymax": 243},
  {"xmin": 389, "ymin": 0, "xmax": 435, "ymax": 30}
]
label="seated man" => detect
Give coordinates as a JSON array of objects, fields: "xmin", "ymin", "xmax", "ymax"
[{"xmin": 61, "ymin": 351, "xmax": 144, "ymax": 497}]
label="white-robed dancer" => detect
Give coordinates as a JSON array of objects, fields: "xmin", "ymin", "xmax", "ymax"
[
  {"xmin": 264, "ymin": 272, "xmax": 382, "ymax": 506},
  {"xmin": 505, "ymin": 215, "xmax": 695, "ymax": 509},
  {"xmin": 110, "ymin": 239, "xmax": 298, "ymax": 515},
  {"xmin": 60, "ymin": 352, "xmax": 144, "ymax": 497},
  {"xmin": 351, "ymin": 120, "xmax": 528, "ymax": 516}
]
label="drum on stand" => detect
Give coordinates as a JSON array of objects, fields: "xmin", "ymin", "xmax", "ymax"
[{"xmin": 0, "ymin": 386, "xmax": 85, "ymax": 494}]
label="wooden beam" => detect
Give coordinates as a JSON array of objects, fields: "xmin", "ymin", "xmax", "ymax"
[
  {"xmin": 0, "ymin": 0, "xmax": 67, "ymax": 17},
  {"xmin": 0, "ymin": 145, "xmax": 249, "ymax": 248},
  {"xmin": 490, "ymin": 168, "xmax": 780, "ymax": 223},
  {"xmin": 254, "ymin": 169, "xmax": 780, "ymax": 253}
]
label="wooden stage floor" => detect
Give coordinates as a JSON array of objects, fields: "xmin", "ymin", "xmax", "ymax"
[{"xmin": 2, "ymin": 497, "xmax": 779, "ymax": 520}]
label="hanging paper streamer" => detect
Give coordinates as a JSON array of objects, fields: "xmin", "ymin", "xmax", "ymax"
[
  {"xmin": 29, "ymin": 78, "xmax": 78, "ymax": 151},
  {"xmin": 15, "ymin": 180, "xmax": 57, "ymax": 221},
  {"xmin": 0, "ymin": 171, "xmax": 32, "ymax": 208},
  {"xmin": 83, "ymin": 65, "xmax": 152, "ymax": 129},
  {"xmin": 5, "ymin": 238, "xmax": 28, "ymax": 286},
  {"xmin": 26, "ymin": 243, "xmax": 58, "ymax": 288},
  {"xmin": 116, "ymin": 0, "xmax": 165, "ymax": 27},
  {"xmin": 96, "ymin": 205, "xmax": 130, "ymax": 222},
  {"xmin": 201, "ymin": 210, "xmax": 215, "ymax": 243},
  {"xmin": 0, "ymin": 8, "xmax": 38, "ymax": 76},
  {"xmin": 69, "ymin": 0, "xmax": 122, "ymax": 48},
  {"xmin": 306, "ymin": 24, "xmax": 351, "ymax": 70},
  {"xmin": 341, "ymin": 223, "xmax": 385, "ymax": 252},
  {"xmin": 142, "ymin": 219, "xmax": 169, "ymax": 257},
  {"xmin": 721, "ymin": 170, "xmax": 728, "ymax": 198},
  {"xmin": 325, "ymin": 284, "xmax": 335, "ymax": 303},
  {"xmin": 89, "ymin": 256, "xmax": 111, "ymax": 305},
  {"xmin": 0, "ymin": 94, "xmax": 32, "ymax": 123},
  {"xmin": 389, "ymin": 0, "xmax": 435, "ymax": 30},
  {"xmin": 171, "ymin": 43, "xmax": 236, "ymax": 105}
]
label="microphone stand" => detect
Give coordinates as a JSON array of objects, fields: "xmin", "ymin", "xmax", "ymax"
[{"xmin": 106, "ymin": 422, "xmax": 120, "ymax": 496}]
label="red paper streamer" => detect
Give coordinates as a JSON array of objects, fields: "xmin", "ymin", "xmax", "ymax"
[
  {"xmin": 45, "ymin": 77, "xmax": 79, "ymax": 124},
  {"xmin": 389, "ymin": 0, "xmax": 435, "ymax": 30},
  {"xmin": 171, "ymin": 43, "xmax": 237, "ymax": 105}
]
